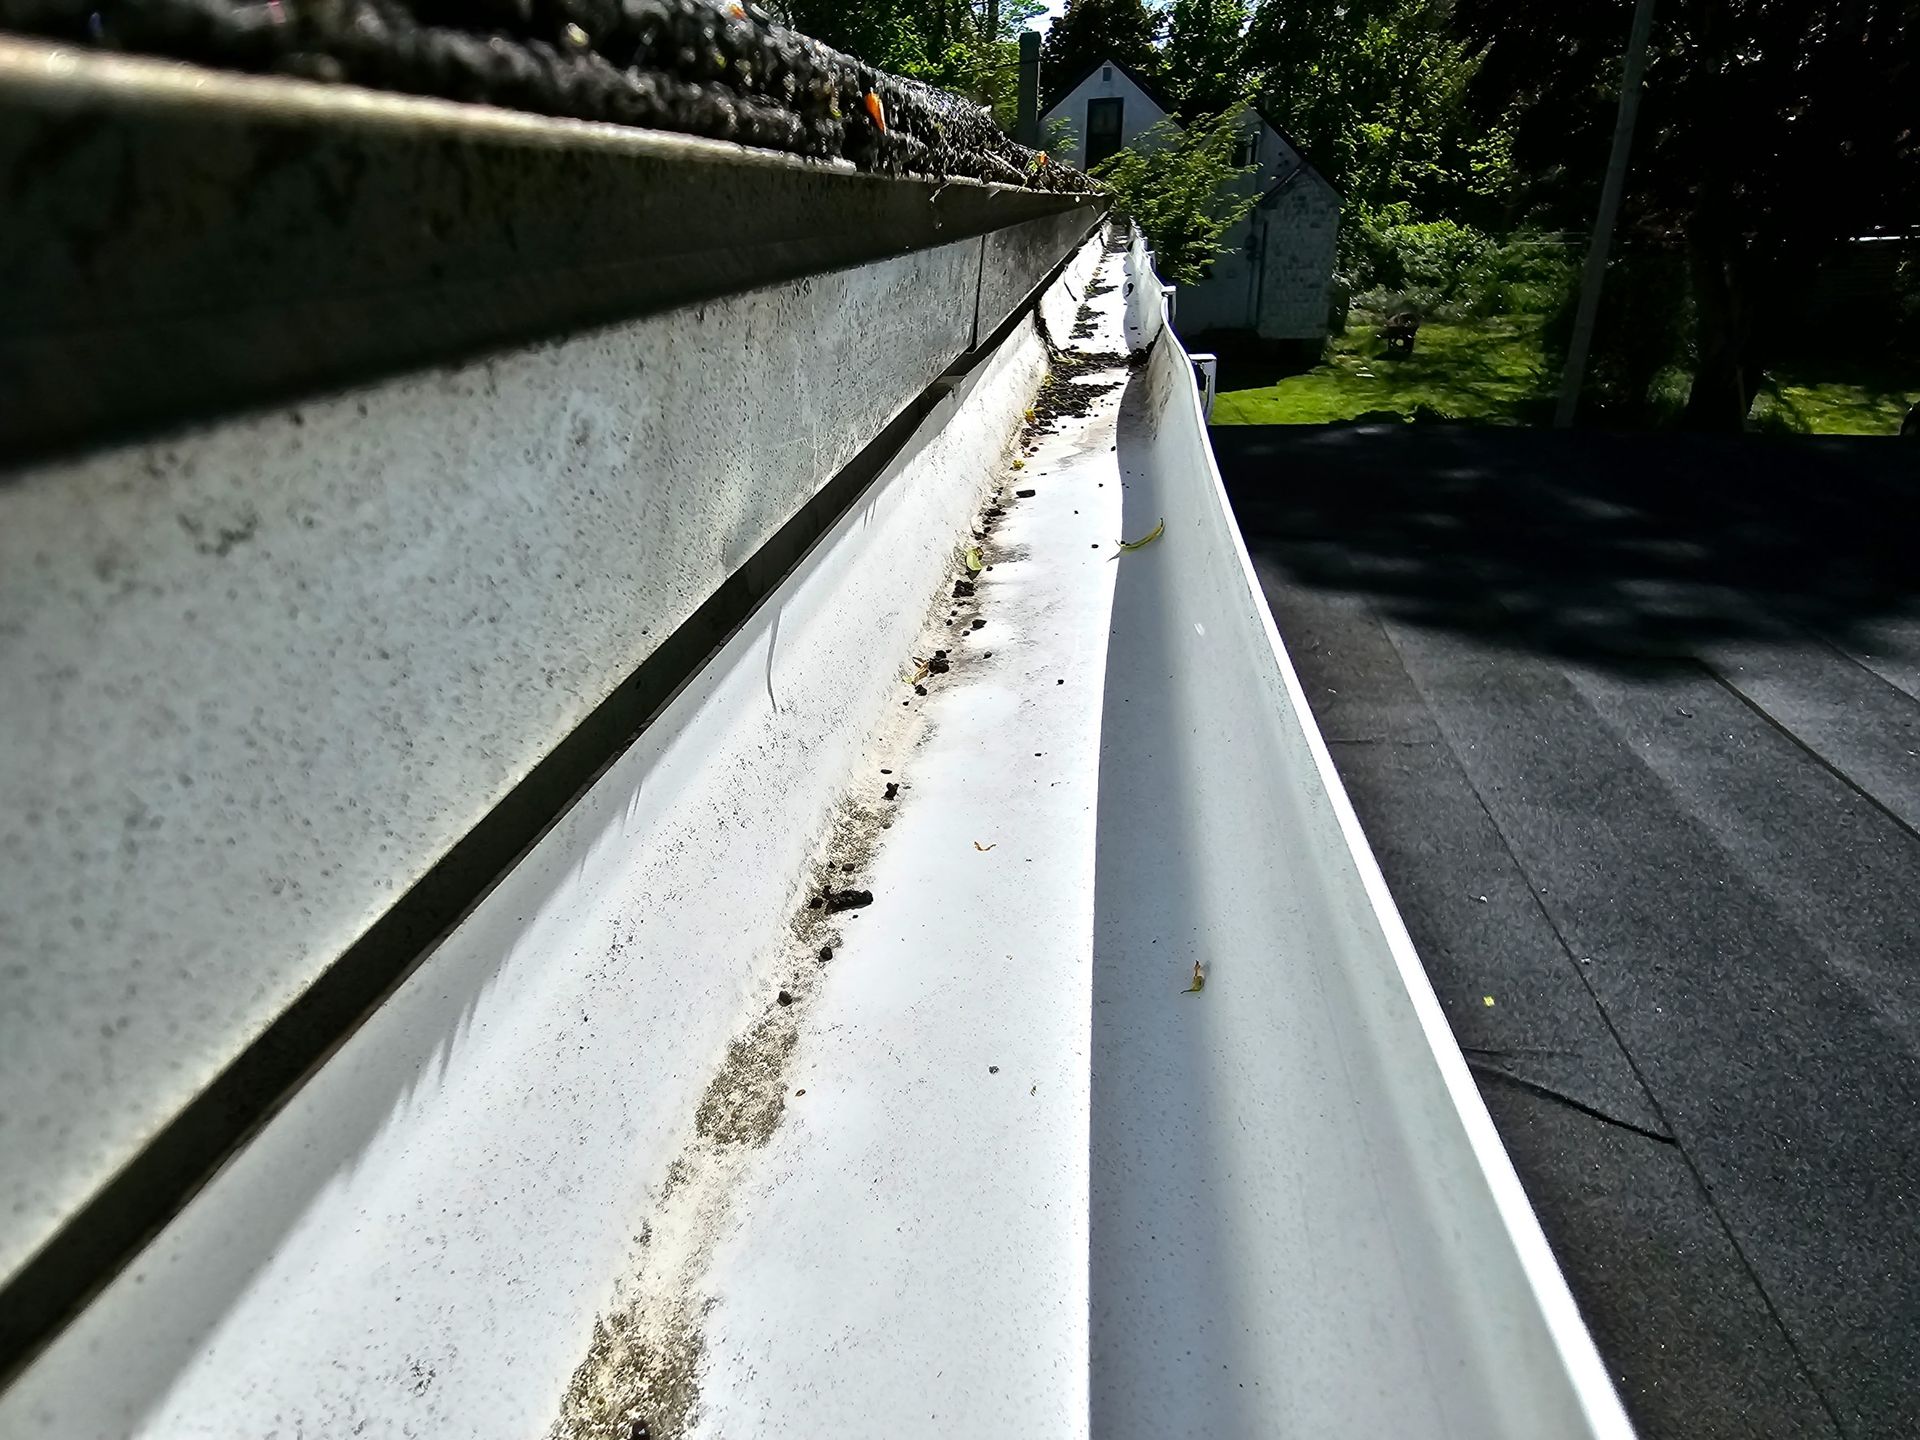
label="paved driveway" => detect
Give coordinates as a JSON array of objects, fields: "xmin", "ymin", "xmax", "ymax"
[{"xmin": 1215, "ymin": 422, "xmax": 1920, "ymax": 1440}]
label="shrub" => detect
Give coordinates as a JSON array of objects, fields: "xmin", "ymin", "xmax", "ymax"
[
  {"xmin": 1339, "ymin": 203, "xmax": 1492, "ymax": 305},
  {"xmin": 1458, "ymin": 235, "xmax": 1579, "ymax": 317},
  {"xmin": 1543, "ymin": 251, "xmax": 1694, "ymax": 425},
  {"xmin": 1342, "ymin": 206, "xmax": 1576, "ymax": 319},
  {"xmin": 1094, "ymin": 110, "xmax": 1258, "ymax": 288}
]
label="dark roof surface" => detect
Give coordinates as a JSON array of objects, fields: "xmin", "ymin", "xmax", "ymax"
[{"xmin": 1215, "ymin": 421, "xmax": 1920, "ymax": 1440}]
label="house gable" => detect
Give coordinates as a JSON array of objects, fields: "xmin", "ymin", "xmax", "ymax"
[
  {"xmin": 1037, "ymin": 57, "xmax": 1172, "ymax": 172},
  {"xmin": 1249, "ymin": 108, "xmax": 1339, "ymax": 198}
]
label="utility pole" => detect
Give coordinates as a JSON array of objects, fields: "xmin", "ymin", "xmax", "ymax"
[{"xmin": 1555, "ymin": 0, "xmax": 1659, "ymax": 428}]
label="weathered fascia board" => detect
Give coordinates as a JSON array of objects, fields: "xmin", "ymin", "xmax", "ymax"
[
  {"xmin": 0, "ymin": 46, "xmax": 1099, "ymax": 1365},
  {"xmin": 0, "ymin": 34, "xmax": 1099, "ymax": 456}
]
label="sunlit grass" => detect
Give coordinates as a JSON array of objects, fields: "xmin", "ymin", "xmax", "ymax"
[
  {"xmin": 1210, "ymin": 314, "xmax": 1555, "ymax": 426},
  {"xmin": 1750, "ymin": 377, "xmax": 1913, "ymax": 436},
  {"xmin": 1210, "ymin": 312, "xmax": 1918, "ymax": 434}
]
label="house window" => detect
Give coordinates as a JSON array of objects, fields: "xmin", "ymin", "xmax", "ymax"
[
  {"xmin": 1233, "ymin": 130, "xmax": 1259, "ymax": 167},
  {"xmin": 1102, "ymin": 65, "xmax": 1113, "ymax": 82},
  {"xmin": 1086, "ymin": 97, "xmax": 1124, "ymax": 169}
]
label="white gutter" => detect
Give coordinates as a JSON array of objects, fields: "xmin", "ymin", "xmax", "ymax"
[
  {"xmin": 1, "ymin": 233, "xmax": 1632, "ymax": 1438},
  {"xmin": 1090, "ymin": 249, "xmax": 1634, "ymax": 1437}
]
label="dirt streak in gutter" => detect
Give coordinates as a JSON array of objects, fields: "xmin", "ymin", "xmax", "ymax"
[{"xmin": 548, "ymin": 420, "xmax": 1034, "ymax": 1440}]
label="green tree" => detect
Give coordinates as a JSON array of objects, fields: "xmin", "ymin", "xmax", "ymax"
[
  {"xmin": 1456, "ymin": 0, "xmax": 1920, "ymax": 428},
  {"xmin": 1243, "ymin": 0, "xmax": 1512, "ymax": 220},
  {"xmin": 774, "ymin": 0, "xmax": 1045, "ymax": 126},
  {"xmin": 1163, "ymin": 0, "xmax": 1253, "ymax": 117},
  {"xmin": 1093, "ymin": 109, "xmax": 1260, "ymax": 284},
  {"xmin": 1040, "ymin": 0, "xmax": 1165, "ymax": 109}
]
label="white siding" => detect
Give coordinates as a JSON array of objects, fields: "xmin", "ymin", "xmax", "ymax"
[
  {"xmin": 1182, "ymin": 112, "xmax": 1340, "ymax": 340},
  {"xmin": 1039, "ymin": 61, "xmax": 1168, "ymax": 172},
  {"xmin": 1235, "ymin": 109, "xmax": 1297, "ymax": 192},
  {"xmin": 1044, "ymin": 93, "xmax": 1341, "ymax": 340},
  {"xmin": 1255, "ymin": 170, "xmax": 1342, "ymax": 341},
  {"xmin": 1179, "ymin": 110, "xmax": 1283, "ymax": 333}
]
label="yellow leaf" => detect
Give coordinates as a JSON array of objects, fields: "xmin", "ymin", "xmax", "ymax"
[
  {"xmin": 964, "ymin": 546, "xmax": 984, "ymax": 573},
  {"xmin": 1119, "ymin": 518, "xmax": 1165, "ymax": 552},
  {"xmin": 1183, "ymin": 960, "xmax": 1205, "ymax": 994},
  {"xmin": 1011, "ymin": 459, "xmax": 1025, "ymax": 470}
]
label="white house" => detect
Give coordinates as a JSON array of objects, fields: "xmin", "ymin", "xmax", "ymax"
[{"xmin": 1040, "ymin": 58, "xmax": 1341, "ymax": 346}]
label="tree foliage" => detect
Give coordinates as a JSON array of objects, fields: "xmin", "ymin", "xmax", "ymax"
[
  {"xmin": 1243, "ymin": 0, "xmax": 1515, "ymax": 220},
  {"xmin": 1457, "ymin": 0, "xmax": 1920, "ymax": 427},
  {"xmin": 1163, "ymin": 0, "xmax": 1252, "ymax": 117},
  {"xmin": 1093, "ymin": 109, "xmax": 1260, "ymax": 285},
  {"xmin": 773, "ymin": 0, "xmax": 1045, "ymax": 127}
]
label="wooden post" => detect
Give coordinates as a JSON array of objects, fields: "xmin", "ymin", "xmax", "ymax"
[{"xmin": 1555, "ymin": 0, "xmax": 1658, "ymax": 428}]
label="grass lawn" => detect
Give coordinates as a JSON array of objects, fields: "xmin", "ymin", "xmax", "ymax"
[
  {"xmin": 1750, "ymin": 375, "xmax": 1915, "ymax": 436},
  {"xmin": 1210, "ymin": 313, "xmax": 1555, "ymax": 426},
  {"xmin": 1210, "ymin": 311, "xmax": 1918, "ymax": 433}
]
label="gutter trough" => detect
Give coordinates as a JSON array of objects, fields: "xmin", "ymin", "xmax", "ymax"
[{"xmin": 2, "ymin": 32, "xmax": 1632, "ymax": 1433}]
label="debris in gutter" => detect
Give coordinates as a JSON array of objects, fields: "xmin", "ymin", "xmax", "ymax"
[
  {"xmin": 824, "ymin": 889, "xmax": 875, "ymax": 912},
  {"xmin": 953, "ymin": 580, "xmax": 975, "ymax": 597},
  {"xmin": 974, "ymin": 841, "xmax": 996, "ymax": 852},
  {"xmin": 1015, "ymin": 488, "xmax": 1036, "ymax": 498},
  {"xmin": 777, "ymin": 990, "xmax": 793, "ymax": 1006},
  {"xmin": 1183, "ymin": 960, "xmax": 1206, "ymax": 994},
  {"xmin": 818, "ymin": 946, "xmax": 834, "ymax": 962},
  {"xmin": 964, "ymin": 546, "xmax": 984, "ymax": 573},
  {"xmin": 884, "ymin": 782, "xmax": 899, "ymax": 800},
  {"xmin": 927, "ymin": 656, "xmax": 950, "ymax": 674}
]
